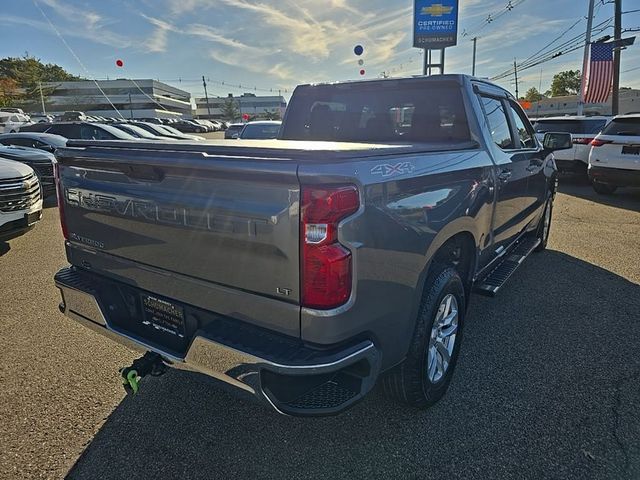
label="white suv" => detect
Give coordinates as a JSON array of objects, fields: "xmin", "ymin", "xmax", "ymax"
[
  {"xmin": 0, "ymin": 158, "xmax": 42, "ymax": 241},
  {"xmin": 588, "ymin": 114, "xmax": 640, "ymax": 194},
  {"xmin": 0, "ymin": 112, "xmax": 32, "ymax": 133},
  {"xmin": 533, "ymin": 116, "xmax": 610, "ymax": 175}
]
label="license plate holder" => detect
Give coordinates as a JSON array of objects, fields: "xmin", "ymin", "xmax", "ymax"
[
  {"xmin": 622, "ymin": 145, "xmax": 640, "ymax": 155},
  {"xmin": 140, "ymin": 294, "xmax": 186, "ymax": 338},
  {"xmin": 25, "ymin": 211, "xmax": 41, "ymax": 226}
]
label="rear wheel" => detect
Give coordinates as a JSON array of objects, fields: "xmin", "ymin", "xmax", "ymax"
[
  {"xmin": 383, "ymin": 265, "xmax": 465, "ymax": 408},
  {"xmin": 592, "ymin": 180, "xmax": 617, "ymax": 195}
]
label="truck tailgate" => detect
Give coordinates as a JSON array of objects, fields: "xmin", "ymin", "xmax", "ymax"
[{"xmin": 56, "ymin": 144, "xmax": 301, "ymax": 335}]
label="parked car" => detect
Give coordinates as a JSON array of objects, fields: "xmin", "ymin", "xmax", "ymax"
[
  {"xmin": 533, "ymin": 116, "xmax": 610, "ymax": 175},
  {"xmin": 224, "ymin": 122, "xmax": 245, "ymax": 139},
  {"xmin": 0, "ymin": 132, "xmax": 67, "ymax": 153},
  {"xmin": 588, "ymin": 114, "xmax": 640, "ymax": 194},
  {"xmin": 29, "ymin": 114, "xmax": 55, "ymax": 123},
  {"xmin": 111, "ymin": 123, "xmax": 177, "ymax": 141},
  {"xmin": 1, "ymin": 113, "xmax": 32, "ymax": 133},
  {"xmin": 128, "ymin": 122, "xmax": 205, "ymax": 141},
  {"xmin": 59, "ymin": 111, "xmax": 87, "ymax": 122},
  {"xmin": 0, "ymin": 144, "xmax": 57, "ymax": 197},
  {"xmin": 20, "ymin": 122, "xmax": 136, "ymax": 141},
  {"xmin": 238, "ymin": 121, "xmax": 282, "ymax": 139},
  {"xmin": 193, "ymin": 119, "xmax": 216, "ymax": 132},
  {"xmin": 173, "ymin": 119, "xmax": 208, "ymax": 134},
  {"xmin": 0, "ymin": 159, "xmax": 42, "ymax": 242},
  {"xmin": 53, "ymin": 74, "xmax": 572, "ymax": 416}
]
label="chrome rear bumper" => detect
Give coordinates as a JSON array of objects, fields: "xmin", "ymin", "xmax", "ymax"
[{"xmin": 55, "ymin": 267, "xmax": 380, "ymax": 416}]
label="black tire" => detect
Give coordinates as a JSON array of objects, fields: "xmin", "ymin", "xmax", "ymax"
[
  {"xmin": 534, "ymin": 197, "xmax": 553, "ymax": 252},
  {"xmin": 592, "ymin": 180, "xmax": 617, "ymax": 195},
  {"xmin": 383, "ymin": 265, "xmax": 466, "ymax": 408}
]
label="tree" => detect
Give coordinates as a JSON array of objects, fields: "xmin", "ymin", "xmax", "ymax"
[
  {"xmin": 545, "ymin": 70, "xmax": 581, "ymax": 97},
  {"xmin": 221, "ymin": 97, "xmax": 240, "ymax": 121},
  {"xmin": 0, "ymin": 54, "xmax": 79, "ymax": 109},
  {"xmin": 523, "ymin": 87, "xmax": 545, "ymax": 102},
  {"xmin": 262, "ymin": 109, "xmax": 281, "ymax": 121},
  {"xmin": 0, "ymin": 78, "xmax": 22, "ymax": 107}
]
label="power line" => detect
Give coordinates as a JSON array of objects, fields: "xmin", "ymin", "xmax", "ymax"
[{"xmin": 32, "ymin": 0, "xmax": 125, "ymax": 119}]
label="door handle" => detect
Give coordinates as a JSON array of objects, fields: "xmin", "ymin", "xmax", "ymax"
[
  {"xmin": 497, "ymin": 169, "xmax": 512, "ymax": 182},
  {"xmin": 527, "ymin": 160, "xmax": 543, "ymax": 172}
]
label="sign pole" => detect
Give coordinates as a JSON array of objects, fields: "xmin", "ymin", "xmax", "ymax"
[
  {"xmin": 578, "ymin": 0, "xmax": 595, "ymax": 116},
  {"xmin": 472, "ymin": 37, "xmax": 477, "ymax": 76},
  {"xmin": 612, "ymin": 0, "xmax": 622, "ymax": 115}
]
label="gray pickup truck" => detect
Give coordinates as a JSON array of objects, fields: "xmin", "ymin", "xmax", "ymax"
[{"xmin": 53, "ymin": 75, "xmax": 571, "ymax": 416}]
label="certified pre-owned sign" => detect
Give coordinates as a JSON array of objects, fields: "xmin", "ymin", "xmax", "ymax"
[{"xmin": 413, "ymin": 0, "xmax": 459, "ymax": 49}]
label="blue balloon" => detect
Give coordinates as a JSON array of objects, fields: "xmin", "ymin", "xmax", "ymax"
[{"xmin": 354, "ymin": 45, "xmax": 364, "ymax": 56}]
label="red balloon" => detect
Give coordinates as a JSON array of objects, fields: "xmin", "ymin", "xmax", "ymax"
[
  {"xmin": 359, "ymin": 69, "xmax": 365, "ymax": 76},
  {"xmin": 116, "ymin": 59, "xmax": 124, "ymax": 67}
]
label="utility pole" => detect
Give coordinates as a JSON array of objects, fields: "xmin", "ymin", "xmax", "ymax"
[
  {"xmin": 612, "ymin": 0, "xmax": 622, "ymax": 115},
  {"xmin": 38, "ymin": 81, "xmax": 46, "ymax": 114},
  {"xmin": 472, "ymin": 37, "xmax": 478, "ymax": 76},
  {"xmin": 513, "ymin": 59, "xmax": 519, "ymax": 99},
  {"xmin": 578, "ymin": 0, "xmax": 596, "ymax": 115},
  {"xmin": 202, "ymin": 75, "xmax": 211, "ymax": 118},
  {"xmin": 128, "ymin": 92, "xmax": 133, "ymax": 119}
]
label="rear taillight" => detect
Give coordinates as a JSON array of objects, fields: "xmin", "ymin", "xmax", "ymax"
[
  {"xmin": 573, "ymin": 137, "xmax": 594, "ymax": 145},
  {"xmin": 589, "ymin": 138, "xmax": 612, "ymax": 147},
  {"xmin": 301, "ymin": 185, "xmax": 359, "ymax": 309},
  {"xmin": 53, "ymin": 161, "xmax": 68, "ymax": 239}
]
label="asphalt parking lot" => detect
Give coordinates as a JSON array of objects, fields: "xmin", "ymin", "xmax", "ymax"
[{"xmin": 1, "ymin": 180, "xmax": 639, "ymax": 480}]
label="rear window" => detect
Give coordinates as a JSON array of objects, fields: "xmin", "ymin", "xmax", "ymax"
[
  {"xmin": 533, "ymin": 119, "xmax": 607, "ymax": 134},
  {"xmin": 240, "ymin": 124, "xmax": 281, "ymax": 139},
  {"xmin": 281, "ymin": 81, "xmax": 471, "ymax": 144},
  {"xmin": 600, "ymin": 118, "xmax": 640, "ymax": 136}
]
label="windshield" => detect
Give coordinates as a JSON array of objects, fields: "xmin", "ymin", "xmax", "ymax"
[
  {"xmin": 601, "ymin": 118, "xmax": 640, "ymax": 136},
  {"xmin": 533, "ymin": 119, "xmax": 607, "ymax": 134},
  {"xmin": 281, "ymin": 81, "xmax": 470, "ymax": 143},
  {"xmin": 158, "ymin": 124, "xmax": 185, "ymax": 135},
  {"xmin": 93, "ymin": 123, "xmax": 136, "ymax": 139},
  {"xmin": 240, "ymin": 123, "xmax": 281, "ymax": 139}
]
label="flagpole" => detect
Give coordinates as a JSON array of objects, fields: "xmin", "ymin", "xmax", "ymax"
[{"xmin": 577, "ymin": 0, "xmax": 595, "ymax": 116}]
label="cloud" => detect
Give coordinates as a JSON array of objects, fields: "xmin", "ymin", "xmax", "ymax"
[
  {"xmin": 35, "ymin": 0, "xmax": 132, "ymax": 48},
  {"xmin": 141, "ymin": 15, "xmax": 174, "ymax": 52}
]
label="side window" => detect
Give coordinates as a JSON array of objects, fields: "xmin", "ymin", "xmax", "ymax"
[
  {"xmin": 507, "ymin": 101, "xmax": 536, "ymax": 149},
  {"xmin": 480, "ymin": 96, "xmax": 513, "ymax": 150}
]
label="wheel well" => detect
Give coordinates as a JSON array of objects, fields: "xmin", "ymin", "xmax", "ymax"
[{"xmin": 429, "ymin": 232, "xmax": 476, "ymax": 300}]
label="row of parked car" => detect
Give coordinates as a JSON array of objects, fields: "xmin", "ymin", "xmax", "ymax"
[
  {"xmin": 0, "ymin": 108, "xmax": 230, "ymax": 134},
  {"xmin": 532, "ymin": 114, "xmax": 640, "ymax": 195}
]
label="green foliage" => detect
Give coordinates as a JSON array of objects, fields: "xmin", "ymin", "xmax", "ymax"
[
  {"xmin": 221, "ymin": 97, "xmax": 240, "ymax": 121},
  {"xmin": 0, "ymin": 54, "xmax": 79, "ymax": 109},
  {"xmin": 523, "ymin": 87, "xmax": 545, "ymax": 102},
  {"xmin": 545, "ymin": 70, "xmax": 581, "ymax": 97},
  {"xmin": 262, "ymin": 109, "xmax": 281, "ymax": 121}
]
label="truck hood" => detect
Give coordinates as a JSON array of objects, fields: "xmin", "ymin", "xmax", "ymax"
[
  {"xmin": 0, "ymin": 145, "xmax": 55, "ymax": 163},
  {"xmin": 0, "ymin": 157, "xmax": 35, "ymax": 178}
]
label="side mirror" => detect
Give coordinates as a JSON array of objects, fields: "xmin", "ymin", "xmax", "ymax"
[{"xmin": 542, "ymin": 132, "xmax": 572, "ymax": 151}]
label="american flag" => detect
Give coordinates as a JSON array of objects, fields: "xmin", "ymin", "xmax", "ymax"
[{"xmin": 583, "ymin": 42, "xmax": 614, "ymax": 103}]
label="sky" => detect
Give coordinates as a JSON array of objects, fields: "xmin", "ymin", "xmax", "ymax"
[{"xmin": 0, "ymin": 0, "xmax": 639, "ymax": 101}]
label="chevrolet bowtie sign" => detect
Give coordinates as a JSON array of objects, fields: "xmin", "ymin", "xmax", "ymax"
[{"xmin": 414, "ymin": 0, "xmax": 459, "ymax": 49}]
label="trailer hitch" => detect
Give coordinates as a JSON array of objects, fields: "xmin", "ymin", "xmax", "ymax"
[{"xmin": 120, "ymin": 351, "xmax": 167, "ymax": 395}]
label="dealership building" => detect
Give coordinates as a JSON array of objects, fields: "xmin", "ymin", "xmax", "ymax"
[
  {"xmin": 41, "ymin": 79, "xmax": 192, "ymax": 119},
  {"xmin": 525, "ymin": 88, "xmax": 640, "ymax": 117},
  {"xmin": 195, "ymin": 93, "xmax": 287, "ymax": 120}
]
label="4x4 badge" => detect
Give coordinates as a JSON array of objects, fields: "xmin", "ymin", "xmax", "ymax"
[{"xmin": 371, "ymin": 162, "xmax": 415, "ymax": 177}]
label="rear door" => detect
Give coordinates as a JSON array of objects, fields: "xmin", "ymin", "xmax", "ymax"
[{"xmin": 479, "ymin": 95, "xmax": 534, "ymax": 251}]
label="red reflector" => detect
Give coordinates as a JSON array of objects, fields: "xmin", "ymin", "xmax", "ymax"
[
  {"xmin": 589, "ymin": 139, "xmax": 612, "ymax": 147},
  {"xmin": 53, "ymin": 161, "xmax": 68, "ymax": 240},
  {"xmin": 301, "ymin": 185, "xmax": 359, "ymax": 309}
]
